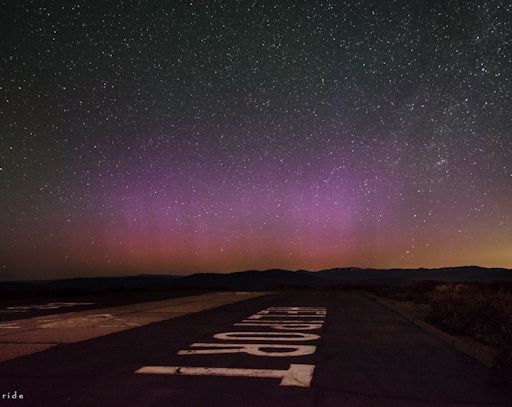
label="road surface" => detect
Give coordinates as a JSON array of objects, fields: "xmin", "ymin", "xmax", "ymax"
[
  {"xmin": 0, "ymin": 291, "xmax": 510, "ymax": 406},
  {"xmin": 0, "ymin": 291, "xmax": 208, "ymax": 322}
]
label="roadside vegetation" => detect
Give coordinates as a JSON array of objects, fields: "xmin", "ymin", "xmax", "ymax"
[{"xmin": 364, "ymin": 282, "xmax": 512, "ymax": 375}]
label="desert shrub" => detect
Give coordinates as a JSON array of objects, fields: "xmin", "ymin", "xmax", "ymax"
[
  {"xmin": 429, "ymin": 284, "xmax": 510, "ymax": 339},
  {"xmin": 361, "ymin": 285, "xmax": 394, "ymax": 297},
  {"xmin": 428, "ymin": 283, "xmax": 512, "ymax": 370},
  {"xmin": 380, "ymin": 281, "xmax": 439, "ymax": 304}
]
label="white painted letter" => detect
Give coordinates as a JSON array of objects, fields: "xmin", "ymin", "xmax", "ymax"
[
  {"xmin": 235, "ymin": 322, "xmax": 323, "ymax": 330},
  {"xmin": 178, "ymin": 343, "xmax": 316, "ymax": 357},
  {"xmin": 213, "ymin": 332, "xmax": 320, "ymax": 341},
  {"xmin": 135, "ymin": 364, "xmax": 316, "ymax": 387}
]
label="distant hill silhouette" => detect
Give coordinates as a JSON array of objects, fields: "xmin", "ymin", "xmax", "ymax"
[
  {"xmin": 306, "ymin": 266, "xmax": 512, "ymax": 284},
  {"xmin": 170, "ymin": 266, "xmax": 512, "ymax": 290},
  {"xmin": 2, "ymin": 266, "xmax": 511, "ymax": 295},
  {"xmin": 0, "ymin": 275, "xmax": 180, "ymax": 296},
  {"xmin": 171, "ymin": 269, "xmax": 322, "ymax": 290}
]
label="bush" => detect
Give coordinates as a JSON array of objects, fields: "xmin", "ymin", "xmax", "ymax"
[
  {"xmin": 370, "ymin": 281, "xmax": 438, "ymax": 304},
  {"xmin": 428, "ymin": 283, "xmax": 512, "ymax": 371}
]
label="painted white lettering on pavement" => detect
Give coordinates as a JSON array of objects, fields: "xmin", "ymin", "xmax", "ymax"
[
  {"xmin": 137, "ymin": 306, "xmax": 326, "ymax": 388},
  {"xmin": 135, "ymin": 364, "xmax": 315, "ymax": 387},
  {"xmin": 213, "ymin": 331, "xmax": 320, "ymax": 341},
  {"xmin": 177, "ymin": 343, "xmax": 317, "ymax": 357},
  {"xmin": 235, "ymin": 322, "xmax": 323, "ymax": 330}
]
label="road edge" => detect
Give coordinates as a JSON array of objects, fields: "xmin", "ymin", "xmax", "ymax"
[{"xmin": 361, "ymin": 291, "xmax": 498, "ymax": 368}]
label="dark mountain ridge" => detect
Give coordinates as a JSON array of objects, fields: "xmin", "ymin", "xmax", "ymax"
[{"xmin": 1, "ymin": 266, "xmax": 511, "ymax": 295}]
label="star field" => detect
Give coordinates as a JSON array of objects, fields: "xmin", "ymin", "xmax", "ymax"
[{"xmin": 1, "ymin": 0, "xmax": 511, "ymax": 279}]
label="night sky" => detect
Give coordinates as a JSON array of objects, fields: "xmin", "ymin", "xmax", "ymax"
[{"xmin": 1, "ymin": 0, "xmax": 511, "ymax": 280}]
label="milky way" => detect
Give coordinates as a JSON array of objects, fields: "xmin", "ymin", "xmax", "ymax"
[{"xmin": 1, "ymin": 0, "xmax": 511, "ymax": 279}]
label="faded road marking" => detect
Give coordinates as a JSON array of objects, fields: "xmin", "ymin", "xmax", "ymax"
[{"xmin": 0, "ymin": 322, "xmax": 20, "ymax": 329}]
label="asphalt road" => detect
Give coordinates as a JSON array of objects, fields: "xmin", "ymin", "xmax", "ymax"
[
  {"xmin": 0, "ymin": 291, "xmax": 510, "ymax": 406},
  {"xmin": 0, "ymin": 291, "xmax": 207, "ymax": 322}
]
